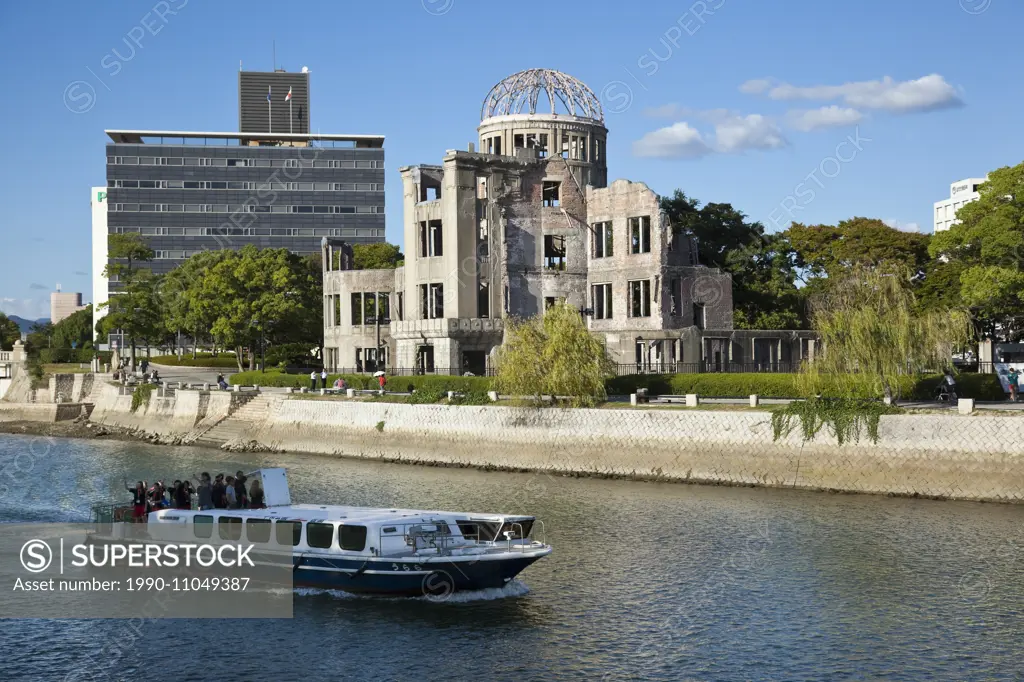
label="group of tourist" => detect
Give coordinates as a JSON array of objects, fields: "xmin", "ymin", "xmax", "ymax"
[{"xmin": 124, "ymin": 470, "xmax": 266, "ymax": 520}]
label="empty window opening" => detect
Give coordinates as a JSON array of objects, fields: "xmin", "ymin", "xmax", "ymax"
[
  {"xmin": 478, "ymin": 282, "xmax": 490, "ymax": 318},
  {"xmin": 419, "ymin": 220, "xmax": 443, "ymax": 257},
  {"xmin": 461, "ymin": 351, "xmax": 487, "ymax": 376},
  {"xmin": 351, "ymin": 293, "xmax": 363, "ymax": 325},
  {"xmin": 592, "ymin": 221, "xmax": 613, "ymax": 258},
  {"xmin": 592, "ymin": 283, "xmax": 613, "ymax": 320},
  {"xmin": 693, "ymin": 302, "xmax": 706, "ymax": 330},
  {"xmin": 669, "ymin": 278, "xmax": 681, "ymax": 316},
  {"xmin": 417, "ymin": 345, "xmax": 435, "ymax": 374},
  {"xmin": 420, "ymin": 283, "xmax": 444, "ymax": 319},
  {"xmin": 544, "ymin": 296, "xmax": 565, "ymax": 311},
  {"xmin": 629, "ymin": 216, "xmax": 651, "ymax": 254},
  {"xmin": 561, "ymin": 133, "xmax": 570, "ymax": 158},
  {"xmin": 514, "ymin": 134, "xmax": 525, "ymax": 149},
  {"xmin": 503, "ymin": 285, "xmax": 510, "ymax": 314},
  {"xmin": 542, "ymin": 181, "xmax": 561, "ymax": 208},
  {"xmin": 628, "ymin": 279, "xmax": 651, "ymax": 318},
  {"xmin": 544, "ymin": 235, "xmax": 566, "ymax": 270}
]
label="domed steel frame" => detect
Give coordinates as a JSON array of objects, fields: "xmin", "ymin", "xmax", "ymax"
[{"xmin": 481, "ymin": 69, "xmax": 604, "ymax": 123}]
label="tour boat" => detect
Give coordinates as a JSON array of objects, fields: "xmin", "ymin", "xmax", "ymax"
[{"xmin": 89, "ymin": 468, "xmax": 551, "ymax": 597}]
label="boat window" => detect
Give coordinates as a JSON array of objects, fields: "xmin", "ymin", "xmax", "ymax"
[
  {"xmin": 218, "ymin": 516, "xmax": 243, "ymax": 541},
  {"xmin": 382, "ymin": 527, "xmax": 397, "ymax": 534},
  {"xmin": 194, "ymin": 515, "xmax": 213, "ymax": 539},
  {"xmin": 339, "ymin": 525, "xmax": 367, "ymax": 552},
  {"xmin": 497, "ymin": 520, "xmax": 534, "ymax": 540},
  {"xmin": 275, "ymin": 520, "xmax": 301, "ymax": 547},
  {"xmin": 456, "ymin": 521, "xmax": 498, "ymax": 541},
  {"xmin": 306, "ymin": 522, "xmax": 335, "ymax": 549},
  {"xmin": 246, "ymin": 518, "xmax": 271, "ymax": 544}
]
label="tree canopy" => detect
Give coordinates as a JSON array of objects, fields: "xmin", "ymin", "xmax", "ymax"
[
  {"xmin": 662, "ymin": 190, "xmax": 806, "ymax": 329},
  {"xmin": 785, "ymin": 217, "xmax": 931, "ymax": 279},
  {"xmin": 0, "ymin": 312, "xmax": 20, "ymax": 350},
  {"xmin": 352, "ymin": 242, "xmax": 404, "ymax": 270},
  {"xmin": 51, "ymin": 304, "xmax": 94, "ymax": 349},
  {"xmin": 929, "ymin": 162, "xmax": 1024, "ymax": 338}
]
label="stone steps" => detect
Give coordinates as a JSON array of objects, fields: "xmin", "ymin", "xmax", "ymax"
[{"xmin": 191, "ymin": 394, "xmax": 274, "ymax": 448}]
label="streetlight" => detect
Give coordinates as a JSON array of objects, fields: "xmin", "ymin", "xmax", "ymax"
[{"xmin": 635, "ymin": 335, "xmax": 644, "ymax": 373}]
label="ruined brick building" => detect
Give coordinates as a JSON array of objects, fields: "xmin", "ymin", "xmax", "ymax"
[{"xmin": 323, "ymin": 69, "xmax": 816, "ymax": 374}]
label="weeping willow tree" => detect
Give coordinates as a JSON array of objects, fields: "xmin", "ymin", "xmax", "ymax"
[
  {"xmin": 495, "ymin": 302, "xmax": 614, "ymax": 407},
  {"xmin": 802, "ymin": 265, "xmax": 973, "ymax": 403}
]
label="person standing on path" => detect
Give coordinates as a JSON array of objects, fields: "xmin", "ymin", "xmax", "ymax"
[
  {"xmin": 310, "ymin": 370, "xmax": 317, "ymax": 390},
  {"xmin": 1008, "ymin": 368, "xmax": 1020, "ymax": 402},
  {"xmin": 378, "ymin": 373, "xmax": 386, "ymax": 393},
  {"xmin": 321, "ymin": 369, "xmax": 328, "ymax": 390}
]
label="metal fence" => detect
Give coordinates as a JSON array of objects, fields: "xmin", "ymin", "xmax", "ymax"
[{"xmin": 306, "ymin": 363, "xmax": 805, "ymax": 378}]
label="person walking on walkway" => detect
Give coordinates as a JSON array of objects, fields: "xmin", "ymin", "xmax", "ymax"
[{"xmin": 1008, "ymin": 367, "xmax": 1020, "ymax": 402}]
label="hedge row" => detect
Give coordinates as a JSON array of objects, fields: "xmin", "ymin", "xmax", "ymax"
[
  {"xmin": 606, "ymin": 372, "xmax": 1005, "ymax": 401},
  {"xmin": 150, "ymin": 354, "xmax": 245, "ymax": 368},
  {"xmin": 230, "ymin": 370, "xmax": 1005, "ymax": 401},
  {"xmin": 229, "ymin": 370, "xmax": 493, "ymax": 393},
  {"xmin": 37, "ymin": 348, "xmax": 112, "ymax": 364}
]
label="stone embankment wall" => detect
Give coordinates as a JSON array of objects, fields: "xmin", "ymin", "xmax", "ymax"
[
  {"xmin": 82, "ymin": 389, "xmax": 1024, "ymax": 502},
  {"xmin": 89, "ymin": 383, "xmax": 235, "ymax": 441},
  {"xmin": 241, "ymin": 398, "xmax": 1024, "ymax": 502}
]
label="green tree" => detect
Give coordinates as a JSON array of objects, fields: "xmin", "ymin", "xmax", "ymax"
[
  {"xmin": 0, "ymin": 312, "xmax": 20, "ymax": 350},
  {"xmin": 495, "ymin": 303, "xmax": 613, "ymax": 406},
  {"xmin": 100, "ymin": 233, "xmax": 159, "ymax": 369},
  {"xmin": 51, "ymin": 305, "xmax": 94, "ymax": 349},
  {"xmin": 25, "ymin": 321, "xmax": 54, "ymax": 353},
  {"xmin": 352, "ymin": 242, "xmax": 404, "ymax": 269},
  {"xmin": 785, "ymin": 217, "xmax": 931, "ymax": 279},
  {"xmin": 662, "ymin": 190, "xmax": 805, "ymax": 329},
  {"xmin": 160, "ymin": 250, "xmax": 232, "ymax": 357},
  {"xmin": 929, "ymin": 162, "xmax": 1024, "ymax": 340},
  {"xmin": 802, "ymin": 265, "xmax": 972, "ymax": 403},
  {"xmin": 273, "ymin": 253, "xmax": 324, "ymax": 367},
  {"xmin": 203, "ymin": 246, "xmax": 302, "ymax": 372}
]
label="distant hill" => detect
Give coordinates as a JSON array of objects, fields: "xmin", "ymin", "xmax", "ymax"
[{"xmin": 5, "ymin": 315, "xmax": 50, "ymax": 333}]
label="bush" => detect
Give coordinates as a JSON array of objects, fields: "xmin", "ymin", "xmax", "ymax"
[
  {"xmin": 605, "ymin": 372, "xmax": 1001, "ymax": 400},
  {"xmin": 228, "ymin": 370, "xmax": 494, "ymax": 393},
  {"xmin": 150, "ymin": 353, "xmax": 244, "ymax": 368},
  {"xmin": 37, "ymin": 348, "xmax": 110, "ymax": 364}
]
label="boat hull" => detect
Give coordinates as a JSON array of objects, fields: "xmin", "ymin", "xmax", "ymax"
[{"xmin": 293, "ymin": 554, "xmax": 545, "ymax": 596}]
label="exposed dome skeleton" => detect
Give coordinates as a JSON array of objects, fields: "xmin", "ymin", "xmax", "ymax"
[{"xmin": 481, "ymin": 68, "xmax": 604, "ymax": 123}]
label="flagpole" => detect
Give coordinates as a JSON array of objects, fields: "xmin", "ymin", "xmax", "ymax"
[
  {"xmin": 289, "ymin": 99, "xmax": 293, "ymax": 135},
  {"xmin": 268, "ymin": 91, "xmax": 272, "ymax": 133}
]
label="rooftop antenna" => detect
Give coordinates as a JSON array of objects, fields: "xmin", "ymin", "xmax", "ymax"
[
  {"xmin": 273, "ymin": 40, "xmax": 276, "ymax": 71},
  {"xmin": 239, "ymin": 59, "xmax": 242, "ymax": 72}
]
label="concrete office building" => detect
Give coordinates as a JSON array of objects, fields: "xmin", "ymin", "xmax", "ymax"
[
  {"xmin": 323, "ymin": 69, "xmax": 816, "ymax": 374},
  {"xmin": 934, "ymin": 177, "xmax": 987, "ymax": 232},
  {"xmin": 93, "ymin": 68, "xmax": 385, "ymax": 336},
  {"xmin": 50, "ymin": 288, "xmax": 86, "ymax": 324}
]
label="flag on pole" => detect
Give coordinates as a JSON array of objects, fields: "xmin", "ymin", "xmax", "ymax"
[
  {"xmin": 285, "ymin": 87, "xmax": 292, "ymax": 102},
  {"xmin": 286, "ymin": 87, "xmax": 293, "ymax": 134},
  {"xmin": 267, "ymin": 86, "xmax": 272, "ymax": 102}
]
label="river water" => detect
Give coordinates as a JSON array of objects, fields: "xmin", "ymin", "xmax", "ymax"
[{"xmin": 0, "ymin": 434, "xmax": 1021, "ymax": 681}]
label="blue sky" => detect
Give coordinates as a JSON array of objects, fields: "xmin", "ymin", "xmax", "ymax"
[{"xmin": 0, "ymin": 0, "xmax": 1018, "ymax": 319}]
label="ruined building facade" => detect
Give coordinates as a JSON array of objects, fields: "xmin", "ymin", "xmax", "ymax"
[{"xmin": 323, "ymin": 69, "xmax": 816, "ymax": 374}]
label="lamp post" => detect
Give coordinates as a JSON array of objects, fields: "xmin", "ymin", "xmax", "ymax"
[{"xmin": 636, "ymin": 335, "xmax": 644, "ymax": 373}]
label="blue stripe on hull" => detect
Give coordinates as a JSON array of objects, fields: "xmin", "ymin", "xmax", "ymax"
[{"xmin": 293, "ymin": 556, "xmax": 542, "ymax": 595}]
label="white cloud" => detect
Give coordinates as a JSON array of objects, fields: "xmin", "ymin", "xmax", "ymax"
[
  {"xmin": 786, "ymin": 105, "xmax": 864, "ymax": 132},
  {"xmin": 633, "ymin": 114, "xmax": 787, "ymax": 159},
  {"xmin": 884, "ymin": 218, "xmax": 921, "ymax": 233},
  {"xmin": 715, "ymin": 114, "xmax": 787, "ymax": 152},
  {"xmin": 632, "ymin": 122, "xmax": 712, "ymax": 158},
  {"xmin": 741, "ymin": 74, "xmax": 962, "ymax": 113},
  {"xmin": 0, "ymin": 297, "xmax": 49, "ymax": 320}
]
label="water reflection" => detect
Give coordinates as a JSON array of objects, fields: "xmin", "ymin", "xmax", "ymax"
[{"xmin": 0, "ymin": 435, "xmax": 1022, "ymax": 681}]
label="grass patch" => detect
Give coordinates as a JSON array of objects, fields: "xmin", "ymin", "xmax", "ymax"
[
  {"xmin": 42, "ymin": 364, "xmax": 91, "ymax": 374},
  {"xmin": 375, "ymin": 421, "xmax": 385, "ymax": 432}
]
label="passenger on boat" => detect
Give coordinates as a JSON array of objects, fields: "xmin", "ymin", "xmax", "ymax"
[
  {"xmin": 249, "ymin": 479, "xmax": 265, "ymax": 508},
  {"xmin": 193, "ymin": 472, "xmax": 213, "ymax": 511},
  {"xmin": 225, "ymin": 476, "xmax": 237, "ymax": 508},
  {"xmin": 234, "ymin": 471, "xmax": 248, "ymax": 508},
  {"xmin": 211, "ymin": 474, "xmax": 227, "ymax": 509},
  {"xmin": 173, "ymin": 480, "xmax": 191, "ymax": 510},
  {"xmin": 124, "ymin": 480, "xmax": 147, "ymax": 521}
]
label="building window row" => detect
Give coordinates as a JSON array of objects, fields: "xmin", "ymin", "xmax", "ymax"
[
  {"xmin": 349, "ymin": 292, "xmax": 390, "ymax": 326},
  {"xmin": 108, "ymin": 179, "xmax": 382, "ymax": 192},
  {"xmin": 592, "ymin": 221, "xmax": 613, "ymax": 258},
  {"xmin": 109, "ymin": 203, "xmax": 382, "ymax": 214},
  {"xmin": 419, "ymin": 283, "xmax": 444, "ymax": 319},
  {"xmin": 418, "ymin": 220, "xmax": 443, "ymax": 258},
  {"xmin": 629, "ymin": 216, "xmax": 652, "ymax": 254},
  {"xmin": 107, "ymin": 156, "xmax": 383, "ymax": 169},
  {"xmin": 111, "ymin": 226, "xmax": 384, "ymax": 238}
]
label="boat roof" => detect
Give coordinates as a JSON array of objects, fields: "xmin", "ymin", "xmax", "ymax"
[{"xmin": 155, "ymin": 504, "xmax": 534, "ymax": 526}]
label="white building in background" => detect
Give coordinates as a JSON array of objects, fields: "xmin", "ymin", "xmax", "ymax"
[
  {"xmin": 91, "ymin": 186, "xmax": 109, "ymax": 334},
  {"xmin": 50, "ymin": 287, "xmax": 86, "ymax": 324},
  {"xmin": 934, "ymin": 177, "xmax": 987, "ymax": 232}
]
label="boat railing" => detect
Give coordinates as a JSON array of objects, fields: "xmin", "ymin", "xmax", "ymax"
[{"xmin": 379, "ymin": 519, "xmax": 545, "ymax": 557}]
